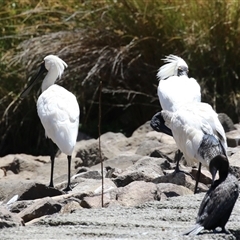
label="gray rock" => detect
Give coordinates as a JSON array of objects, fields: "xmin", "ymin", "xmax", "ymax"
[
  {"xmin": 71, "ymin": 177, "xmax": 117, "ymax": 197},
  {"xmin": 76, "ymin": 132, "xmax": 133, "ymax": 167},
  {"xmin": 226, "ymin": 129, "xmax": 240, "ymax": 147},
  {"xmin": 115, "ymin": 181, "xmax": 161, "ymax": 207},
  {"xmin": 135, "ymin": 139, "xmax": 161, "ymax": 156},
  {"xmin": 59, "ymin": 198, "xmax": 82, "ymax": 214},
  {"xmin": 0, "ymin": 206, "xmax": 24, "ymax": 228},
  {"xmin": 90, "ymin": 154, "xmax": 141, "ymax": 171},
  {"xmin": 17, "ymin": 197, "xmax": 61, "ymax": 223},
  {"xmin": 156, "ymin": 182, "xmax": 193, "ymax": 198},
  {"xmin": 150, "ymin": 144, "xmax": 178, "ymax": 163},
  {"xmin": 153, "ymin": 171, "xmax": 209, "ymax": 193},
  {"xmin": 218, "ymin": 113, "xmax": 236, "ymax": 132},
  {"xmin": 131, "ymin": 121, "xmax": 152, "ymax": 137}
]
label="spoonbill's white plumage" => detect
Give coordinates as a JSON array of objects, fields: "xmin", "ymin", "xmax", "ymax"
[
  {"xmin": 157, "ymin": 54, "xmax": 201, "ymax": 112},
  {"xmin": 161, "ymin": 102, "xmax": 227, "ymax": 180},
  {"xmin": 21, "ymin": 55, "xmax": 80, "ymax": 191},
  {"xmin": 151, "ymin": 55, "xmax": 202, "ymax": 187}
]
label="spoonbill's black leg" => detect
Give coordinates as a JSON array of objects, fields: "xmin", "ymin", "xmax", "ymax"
[
  {"xmin": 62, "ymin": 155, "xmax": 72, "ymax": 192},
  {"xmin": 194, "ymin": 162, "xmax": 202, "ymax": 194}
]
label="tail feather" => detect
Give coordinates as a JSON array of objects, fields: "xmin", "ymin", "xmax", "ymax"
[{"xmin": 183, "ymin": 224, "xmax": 204, "ymax": 235}]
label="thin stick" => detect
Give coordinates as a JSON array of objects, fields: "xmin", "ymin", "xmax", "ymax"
[{"xmin": 98, "ymin": 81, "xmax": 103, "ymax": 207}]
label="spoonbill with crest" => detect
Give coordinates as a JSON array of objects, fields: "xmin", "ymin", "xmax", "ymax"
[
  {"xmin": 20, "ymin": 55, "xmax": 80, "ymax": 192},
  {"xmin": 151, "ymin": 54, "xmax": 201, "ymax": 179}
]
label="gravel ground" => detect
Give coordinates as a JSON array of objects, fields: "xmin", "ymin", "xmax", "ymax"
[{"xmin": 1, "ymin": 193, "xmax": 239, "ymax": 240}]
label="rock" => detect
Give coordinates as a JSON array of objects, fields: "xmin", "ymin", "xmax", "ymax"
[
  {"xmin": 76, "ymin": 135, "xmax": 124, "ymax": 167},
  {"xmin": 0, "ymin": 169, "xmax": 5, "ymax": 177},
  {"xmin": 81, "ymin": 191, "xmax": 117, "ymax": 208},
  {"xmin": 153, "ymin": 171, "xmax": 209, "ymax": 193},
  {"xmin": 156, "ymin": 183, "xmax": 193, "ymax": 198},
  {"xmin": 113, "ymin": 171, "xmax": 151, "ymax": 187},
  {"xmin": 150, "ymin": 144, "xmax": 178, "ymax": 163},
  {"xmin": 90, "ymin": 154, "xmax": 141, "ymax": 171},
  {"xmin": 71, "ymin": 177, "xmax": 117, "ymax": 197},
  {"xmin": 72, "ymin": 170, "xmax": 102, "ymax": 180},
  {"xmin": 115, "ymin": 181, "xmax": 161, "ymax": 207},
  {"xmin": 0, "ymin": 206, "xmax": 24, "ymax": 228},
  {"xmin": 112, "ymin": 156, "xmax": 165, "ymax": 187},
  {"xmin": 9, "ymin": 199, "xmax": 33, "ymax": 214},
  {"xmin": 0, "ymin": 181, "xmax": 62, "ymax": 203},
  {"xmin": 17, "ymin": 197, "xmax": 61, "ymax": 223},
  {"xmin": 226, "ymin": 129, "xmax": 240, "ymax": 147},
  {"xmin": 145, "ymin": 131, "xmax": 176, "ymax": 145},
  {"xmin": 131, "ymin": 121, "xmax": 152, "ymax": 137},
  {"xmin": 218, "ymin": 113, "xmax": 236, "ymax": 132},
  {"xmin": 190, "ymin": 168, "xmax": 212, "ymax": 185},
  {"xmin": 228, "ymin": 150, "xmax": 240, "ymax": 180},
  {"xmin": 127, "ymin": 156, "xmax": 164, "ymax": 176},
  {"xmin": 135, "ymin": 139, "xmax": 161, "ymax": 156},
  {"xmin": 60, "ymin": 198, "xmax": 82, "ymax": 214},
  {"xmin": 229, "ymin": 150, "xmax": 240, "ymax": 168},
  {"xmin": 0, "ymin": 154, "xmax": 44, "ymax": 177},
  {"xmin": 17, "ymin": 182, "xmax": 63, "ymax": 200}
]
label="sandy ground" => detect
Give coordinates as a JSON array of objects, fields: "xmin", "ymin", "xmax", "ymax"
[{"xmin": 0, "ymin": 193, "xmax": 239, "ymax": 240}]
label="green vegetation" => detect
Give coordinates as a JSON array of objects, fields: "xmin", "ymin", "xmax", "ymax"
[{"xmin": 1, "ymin": 0, "xmax": 240, "ymax": 156}]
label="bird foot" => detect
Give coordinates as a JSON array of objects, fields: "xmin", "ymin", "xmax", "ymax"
[
  {"xmin": 213, "ymin": 227, "xmax": 231, "ymax": 234},
  {"xmin": 62, "ymin": 185, "xmax": 72, "ymax": 192},
  {"xmin": 48, "ymin": 183, "xmax": 54, "ymax": 188},
  {"xmin": 172, "ymin": 167, "xmax": 195, "ymax": 180}
]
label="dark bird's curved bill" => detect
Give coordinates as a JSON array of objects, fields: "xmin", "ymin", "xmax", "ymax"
[{"xmin": 20, "ymin": 62, "xmax": 47, "ymax": 98}]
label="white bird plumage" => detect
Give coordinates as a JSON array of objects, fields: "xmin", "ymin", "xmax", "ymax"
[
  {"xmin": 21, "ymin": 55, "xmax": 80, "ymax": 191},
  {"xmin": 161, "ymin": 102, "xmax": 227, "ymax": 171},
  {"xmin": 157, "ymin": 54, "xmax": 201, "ymax": 111},
  {"xmin": 151, "ymin": 55, "xmax": 227, "ymax": 193}
]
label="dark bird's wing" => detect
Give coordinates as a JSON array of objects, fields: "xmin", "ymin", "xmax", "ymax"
[{"xmin": 184, "ymin": 174, "xmax": 239, "ymax": 235}]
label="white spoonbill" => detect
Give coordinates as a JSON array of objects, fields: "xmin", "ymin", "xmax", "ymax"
[
  {"xmin": 20, "ymin": 55, "xmax": 80, "ymax": 191},
  {"xmin": 151, "ymin": 54, "xmax": 201, "ymax": 178},
  {"xmin": 157, "ymin": 54, "xmax": 201, "ymax": 112},
  {"xmin": 161, "ymin": 101, "xmax": 228, "ymax": 192}
]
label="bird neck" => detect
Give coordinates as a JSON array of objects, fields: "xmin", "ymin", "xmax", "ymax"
[
  {"xmin": 41, "ymin": 67, "xmax": 59, "ymax": 92},
  {"xmin": 210, "ymin": 154, "xmax": 229, "ymax": 181}
]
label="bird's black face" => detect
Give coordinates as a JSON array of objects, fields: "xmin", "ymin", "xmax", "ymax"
[
  {"xmin": 20, "ymin": 62, "xmax": 47, "ymax": 98},
  {"xmin": 209, "ymin": 155, "xmax": 229, "ymax": 183},
  {"xmin": 177, "ymin": 66, "xmax": 188, "ymax": 77},
  {"xmin": 150, "ymin": 112, "xmax": 173, "ymax": 136}
]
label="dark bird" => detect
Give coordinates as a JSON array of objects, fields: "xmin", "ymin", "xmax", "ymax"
[{"xmin": 184, "ymin": 154, "xmax": 239, "ymax": 235}]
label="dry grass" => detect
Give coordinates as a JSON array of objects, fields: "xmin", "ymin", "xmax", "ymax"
[{"xmin": 1, "ymin": 0, "xmax": 240, "ymax": 155}]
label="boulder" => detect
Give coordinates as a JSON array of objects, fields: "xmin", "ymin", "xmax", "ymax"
[
  {"xmin": 0, "ymin": 206, "xmax": 24, "ymax": 228},
  {"xmin": 17, "ymin": 197, "xmax": 61, "ymax": 223},
  {"xmin": 115, "ymin": 181, "xmax": 161, "ymax": 207}
]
